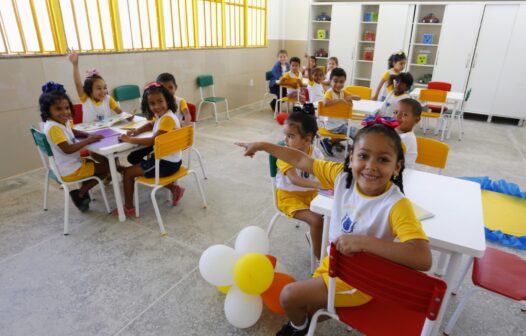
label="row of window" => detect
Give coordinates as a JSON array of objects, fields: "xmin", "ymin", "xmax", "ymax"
[{"xmin": 0, "ymin": 0, "xmax": 266, "ymax": 55}]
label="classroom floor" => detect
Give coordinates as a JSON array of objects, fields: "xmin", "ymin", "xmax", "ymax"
[{"xmin": 1, "ymin": 103, "xmax": 525, "ymax": 336}]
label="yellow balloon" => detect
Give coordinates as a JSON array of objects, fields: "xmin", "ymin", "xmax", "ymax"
[
  {"xmin": 217, "ymin": 285, "xmax": 232, "ymax": 294},
  {"xmin": 234, "ymin": 253, "xmax": 275, "ymax": 295}
]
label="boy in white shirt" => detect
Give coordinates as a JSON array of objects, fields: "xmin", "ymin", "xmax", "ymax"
[
  {"xmin": 394, "ymin": 97, "xmax": 422, "ymax": 168},
  {"xmin": 380, "ymin": 72, "xmax": 413, "ymax": 117}
]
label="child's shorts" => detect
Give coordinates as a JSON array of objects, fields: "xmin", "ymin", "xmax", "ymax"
[
  {"xmin": 61, "ymin": 159, "xmax": 95, "ymax": 182},
  {"xmin": 276, "ymin": 189, "xmax": 318, "ymax": 218},
  {"xmin": 313, "ymin": 256, "xmax": 372, "ymax": 307},
  {"xmin": 140, "ymin": 157, "xmax": 182, "ymax": 178}
]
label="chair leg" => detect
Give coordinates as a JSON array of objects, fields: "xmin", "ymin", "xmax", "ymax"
[
  {"xmin": 266, "ymin": 212, "xmax": 281, "ymax": 237},
  {"xmin": 452, "ymin": 256, "xmax": 473, "ymax": 295},
  {"xmin": 192, "ymin": 147, "xmax": 208, "ymax": 179},
  {"xmin": 444, "ymin": 287, "xmax": 477, "ymax": 335},
  {"xmin": 151, "ymin": 187, "xmax": 167, "ymax": 235},
  {"xmin": 434, "ymin": 252, "xmax": 450, "ymax": 277},
  {"xmin": 134, "ymin": 181, "xmax": 140, "ymax": 217},
  {"xmin": 225, "ymin": 100, "xmax": 230, "ymax": 120},
  {"xmin": 459, "ymin": 115, "xmax": 464, "ymax": 141},
  {"xmin": 197, "ymin": 101, "xmax": 205, "ymax": 122},
  {"xmin": 190, "ymin": 170, "xmax": 208, "ymax": 208},
  {"xmin": 63, "ymin": 184, "xmax": 70, "ymax": 235},
  {"xmin": 307, "ymin": 309, "xmax": 339, "ymax": 336},
  {"xmin": 97, "ymin": 179, "xmax": 111, "ymax": 214},
  {"xmin": 187, "ymin": 148, "xmax": 193, "ymax": 170},
  {"xmin": 309, "ymin": 231, "xmax": 316, "ymax": 274},
  {"xmin": 43, "ymin": 170, "xmax": 50, "ymax": 211}
]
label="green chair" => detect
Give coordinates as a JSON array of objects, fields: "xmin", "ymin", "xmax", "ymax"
[
  {"xmin": 196, "ymin": 75, "xmax": 229, "ymax": 123},
  {"xmin": 261, "ymin": 70, "xmax": 278, "ymax": 110},
  {"xmin": 30, "ymin": 127, "xmax": 110, "ymax": 235},
  {"xmin": 114, "ymin": 85, "xmax": 141, "ymax": 114}
]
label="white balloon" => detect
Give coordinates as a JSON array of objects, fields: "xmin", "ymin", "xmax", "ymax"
[
  {"xmin": 224, "ymin": 286, "xmax": 263, "ymax": 328},
  {"xmin": 199, "ymin": 245, "xmax": 238, "ymax": 286},
  {"xmin": 234, "ymin": 226, "xmax": 270, "ymax": 255}
]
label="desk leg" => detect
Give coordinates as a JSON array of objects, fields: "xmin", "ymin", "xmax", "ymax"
[
  {"xmin": 430, "ymin": 252, "xmax": 463, "ymax": 336},
  {"xmin": 108, "ymin": 153, "xmax": 125, "ymax": 222},
  {"xmin": 319, "ymin": 215, "xmax": 330, "ymax": 261}
]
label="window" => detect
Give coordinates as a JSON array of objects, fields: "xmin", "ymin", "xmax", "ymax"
[{"xmin": 0, "ymin": 0, "xmax": 266, "ymax": 56}]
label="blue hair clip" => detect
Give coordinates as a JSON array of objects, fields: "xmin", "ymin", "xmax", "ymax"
[{"xmin": 42, "ymin": 81, "xmax": 66, "ymax": 94}]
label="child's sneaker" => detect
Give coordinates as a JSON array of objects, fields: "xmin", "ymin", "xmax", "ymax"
[
  {"xmin": 69, "ymin": 190, "xmax": 89, "ymax": 212},
  {"xmin": 320, "ymin": 138, "xmax": 334, "ymax": 157},
  {"xmin": 276, "ymin": 319, "xmax": 310, "ymax": 336}
]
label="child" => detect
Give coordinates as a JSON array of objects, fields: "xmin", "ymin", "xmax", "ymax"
[
  {"xmin": 302, "ymin": 54, "xmax": 317, "ymax": 78},
  {"xmin": 269, "ymin": 50, "xmax": 290, "ymax": 111},
  {"xmin": 394, "ymin": 98, "xmax": 422, "ymax": 169},
  {"xmin": 306, "ymin": 67, "xmax": 325, "ymax": 105},
  {"xmin": 379, "ymin": 72, "xmax": 413, "ymax": 117},
  {"xmin": 236, "ymin": 121, "xmax": 431, "ymax": 336},
  {"xmin": 280, "ymin": 56, "xmax": 305, "ymax": 103},
  {"xmin": 277, "ymin": 112, "xmax": 324, "ymax": 259},
  {"xmin": 319, "ymin": 68, "xmax": 354, "ymax": 157},
  {"xmin": 372, "ymin": 51, "xmax": 407, "ymax": 101},
  {"xmin": 67, "ymin": 49, "xmax": 125, "ymax": 123},
  {"xmin": 39, "ymin": 82, "xmax": 109, "ymax": 211},
  {"xmin": 116, "ymin": 83, "xmax": 184, "ymax": 216},
  {"xmin": 322, "ymin": 56, "xmax": 339, "ymax": 90},
  {"xmin": 156, "ymin": 72, "xmax": 192, "ymax": 126}
]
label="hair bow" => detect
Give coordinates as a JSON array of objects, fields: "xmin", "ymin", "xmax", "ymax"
[
  {"xmin": 41, "ymin": 81, "xmax": 66, "ymax": 94},
  {"xmin": 143, "ymin": 82, "xmax": 161, "ymax": 90},
  {"xmin": 85, "ymin": 68, "xmax": 101, "ymax": 77},
  {"xmin": 361, "ymin": 115, "xmax": 400, "ymax": 128}
]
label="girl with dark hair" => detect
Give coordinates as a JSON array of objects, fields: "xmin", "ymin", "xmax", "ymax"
[{"xmin": 372, "ymin": 51, "xmax": 407, "ymax": 101}]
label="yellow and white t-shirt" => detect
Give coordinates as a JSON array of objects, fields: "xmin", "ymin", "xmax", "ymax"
[
  {"xmin": 379, "ymin": 69, "xmax": 400, "ymax": 101},
  {"xmin": 80, "ymin": 93, "xmax": 118, "ymax": 123},
  {"xmin": 174, "ymin": 96, "xmax": 189, "ymax": 123},
  {"xmin": 307, "ymin": 80, "xmax": 325, "ymax": 104},
  {"xmin": 400, "ymin": 131, "xmax": 417, "ymax": 169},
  {"xmin": 44, "ymin": 120, "xmax": 81, "ymax": 176},
  {"xmin": 280, "ymin": 70, "xmax": 303, "ymax": 95},
  {"xmin": 152, "ymin": 110, "xmax": 182, "ymax": 163},
  {"xmin": 312, "ymin": 159, "xmax": 428, "ymax": 244},
  {"xmin": 380, "ymin": 91, "xmax": 410, "ymax": 117}
]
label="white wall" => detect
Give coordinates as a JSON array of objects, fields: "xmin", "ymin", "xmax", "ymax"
[
  {"xmin": 267, "ymin": 0, "xmax": 283, "ymax": 40},
  {"xmin": 282, "ymin": 0, "xmax": 310, "ymax": 40}
]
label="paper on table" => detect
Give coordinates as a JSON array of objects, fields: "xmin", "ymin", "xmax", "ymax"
[
  {"xmin": 75, "ymin": 112, "xmax": 134, "ymax": 131},
  {"xmin": 119, "ymin": 120, "xmax": 148, "ymax": 130},
  {"xmin": 412, "ymin": 202, "xmax": 435, "ymax": 221}
]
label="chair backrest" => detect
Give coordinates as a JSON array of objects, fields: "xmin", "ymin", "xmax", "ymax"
[
  {"xmin": 265, "ymin": 70, "xmax": 273, "ymax": 81},
  {"xmin": 427, "ymin": 82, "xmax": 452, "ymax": 92},
  {"xmin": 329, "ymin": 243, "xmax": 447, "ymax": 323},
  {"xmin": 464, "ymin": 88, "xmax": 472, "ymax": 102},
  {"xmin": 72, "ymin": 104, "xmax": 83, "ymax": 124},
  {"xmin": 197, "ymin": 75, "xmax": 214, "ymax": 87},
  {"xmin": 419, "ymin": 89, "xmax": 447, "ymax": 103},
  {"xmin": 154, "ymin": 126, "xmax": 194, "ymax": 160},
  {"xmin": 268, "ymin": 141, "xmax": 285, "ymax": 178},
  {"xmin": 415, "ymin": 136, "xmax": 449, "ymax": 170},
  {"xmin": 317, "ymin": 101, "xmax": 353, "ymax": 119},
  {"xmin": 187, "ymin": 103, "xmax": 197, "ymax": 122},
  {"xmin": 30, "ymin": 127, "xmax": 53, "ymax": 157},
  {"xmin": 114, "ymin": 85, "xmax": 141, "ymax": 102},
  {"xmin": 345, "ymin": 86, "xmax": 372, "ymax": 100}
]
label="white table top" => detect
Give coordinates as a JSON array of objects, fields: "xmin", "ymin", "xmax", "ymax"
[
  {"xmin": 352, "ymin": 99, "xmax": 383, "ymax": 115},
  {"xmin": 310, "ymin": 168, "xmax": 486, "ymax": 257},
  {"xmin": 410, "ymin": 88, "xmax": 464, "ymax": 102}
]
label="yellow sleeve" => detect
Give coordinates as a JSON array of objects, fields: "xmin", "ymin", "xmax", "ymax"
[
  {"xmin": 79, "ymin": 93, "xmax": 88, "ymax": 103},
  {"xmin": 179, "ymin": 98, "xmax": 188, "ymax": 112},
  {"xmin": 312, "ymin": 159, "xmax": 344, "ymax": 189},
  {"xmin": 382, "ymin": 71, "xmax": 390, "ymax": 81},
  {"xmin": 401, "ymin": 142, "xmax": 407, "ymax": 154},
  {"xmin": 323, "ymin": 91, "xmax": 333, "ymax": 100},
  {"xmin": 158, "ymin": 116, "xmax": 176, "ymax": 132},
  {"xmin": 109, "ymin": 96, "xmax": 119, "ymax": 110},
  {"xmin": 308, "ymin": 80, "xmax": 314, "ymax": 86},
  {"xmin": 277, "ymin": 159, "xmax": 294, "ymax": 175},
  {"xmin": 389, "ymin": 198, "xmax": 429, "ymax": 242},
  {"xmin": 280, "ymin": 72, "xmax": 291, "ymax": 81},
  {"xmin": 48, "ymin": 125, "xmax": 67, "ymax": 145}
]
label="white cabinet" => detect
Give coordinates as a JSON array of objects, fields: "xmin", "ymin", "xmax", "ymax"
[
  {"xmin": 463, "ymin": 5, "xmax": 520, "ymax": 116},
  {"xmin": 432, "ymin": 4, "xmax": 484, "ymax": 92},
  {"xmin": 328, "ymin": 4, "xmax": 361, "ymax": 84},
  {"xmin": 370, "ymin": 4, "xmax": 414, "ymax": 91}
]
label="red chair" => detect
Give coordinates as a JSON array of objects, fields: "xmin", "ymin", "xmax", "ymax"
[
  {"xmin": 426, "ymin": 82, "xmax": 451, "ymax": 113},
  {"xmin": 185, "ymin": 103, "xmax": 207, "ymax": 179},
  {"xmin": 444, "ymin": 247, "xmax": 526, "ymax": 335},
  {"xmin": 307, "ymin": 244, "xmax": 447, "ymax": 336},
  {"xmin": 72, "ymin": 104, "xmax": 83, "ymax": 124}
]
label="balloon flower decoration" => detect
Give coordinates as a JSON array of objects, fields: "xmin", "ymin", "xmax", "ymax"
[{"xmin": 199, "ymin": 226, "xmax": 296, "ymax": 328}]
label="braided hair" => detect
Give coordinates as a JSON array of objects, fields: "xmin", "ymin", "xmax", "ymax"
[{"xmin": 343, "ymin": 123, "xmax": 405, "ymax": 193}]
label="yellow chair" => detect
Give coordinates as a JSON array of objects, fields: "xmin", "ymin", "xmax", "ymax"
[
  {"xmin": 317, "ymin": 100, "xmax": 354, "ymax": 156},
  {"xmin": 419, "ymin": 89, "xmax": 448, "ymax": 141},
  {"xmin": 134, "ymin": 126, "xmax": 207, "ymax": 235},
  {"xmin": 274, "ymin": 80, "xmax": 302, "ymax": 119},
  {"xmin": 345, "ymin": 86, "xmax": 373, "ymax": 120},
  {"xmin": 415, "ymin": 136, "xmax": 449, "ymax": 174}
]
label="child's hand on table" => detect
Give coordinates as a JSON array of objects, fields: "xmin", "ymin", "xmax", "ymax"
[
  {"xmin": 126, "ymin": 130, "xmax": 139, "ymax": 136},
  {"xmin": 87, "ymin": 134, "xmax": 103, "ymax": 143},
  {"xmin": 119, "ymin": 134, "xmax": 132, "ymax": 143}
]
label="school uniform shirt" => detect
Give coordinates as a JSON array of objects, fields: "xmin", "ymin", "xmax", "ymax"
[
  {"xmin": 379, "ymin": 69, "xmax": 400, "ymax": 101},
  {"xmin": 80, "ymin": 93, "xmax": 119, "ymax": 123},
  {"xmin": 175, "ymin": 96, "xmax": 189, "ymax": 123},
  {"xmin": 280, "ymin": 70, "xmax": 303, "ymax": 95},
  {"xmin": 322, "ymin": 88, "xmax": 352, "ymax": 131},
  {"xmin": 152, "ymin": 110, "xmax": 182, "ymax": 163},
  {"xmin": 380, "ymin": 91, "xmax": 410, "ymax": 117},
  {"xmin": 276, "ymin": 146, "xmax": 324, "ymax": 217},
  {"xmin": 307, "ymin": 80, "xmax": 325, "ymax": 104},
  {"xmin": 44, "ymin": 120, "xmax": 81, "ymax": 176},
  {"xmin": 400, "ymin": 131, "xmax": 417, "ymax": 169}
]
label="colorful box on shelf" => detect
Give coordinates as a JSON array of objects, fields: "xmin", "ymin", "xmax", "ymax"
[
  {"xmin": 363, "ymin": 31, "xmax": 375, "ymax": 41},
  {"xmin": 422, "ymin": 33, "xmax": 434, "ymax": 44},
  {"xmin": 363, "ymin": 11, "xmax": 378, "ymax": 22},
  {"xmin": 417, "ymin": 50, "xmax": 430, "ymax": 65},
  {"xmin": 317, "ymin": 29, "xmax": 327, "ymax": 39},
  {"xmin": 362, "ymin": 47, "xmax": 374, "ymax": 61}
]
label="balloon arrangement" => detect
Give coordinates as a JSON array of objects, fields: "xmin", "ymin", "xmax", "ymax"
[{"xmin": 199, "ymin": 226, "xmax": 296, "ymax": 328}]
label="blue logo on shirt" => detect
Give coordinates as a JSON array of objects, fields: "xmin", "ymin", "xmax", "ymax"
[{"xmin": 341, "ymin": 215, "xmax": 356, "ymax": 233}]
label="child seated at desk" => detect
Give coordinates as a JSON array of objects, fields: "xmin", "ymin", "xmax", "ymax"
[
  {"xmin": 379, "ymin": 72, "xmax": 413, "ymax": 117},
  {"xmin": 394, "ymin": 98, "xmax": 422, "ymax": 169},
  {"xmin": 280, "ymin": 56, "xmax": 305, "ymax": 103},
  {"xmin": 39, "ymin": 82, "xmax": 109, "ymax": 211},
  {"xmin": 306, "ymin": 67, "xmax": 325, "ymax": 105}
]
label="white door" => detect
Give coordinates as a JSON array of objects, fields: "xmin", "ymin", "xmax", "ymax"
[
  {"xmin": 328, "ymin": 4, "xmax": 361, "ymax": 85},
  {"xmin": 433, "ymin": 4, "xmax": 484, "ymax": 92},
  {"xmin": 491, "ymin": 5, "xmax": 526, "ymax": 119},
  {"xmin": 370, "ymin": 4, "xmax": 414, "ymax": 91},
  {"xmin": 464, "ymin": 5, "xmax": 519, "ymax": 115}
]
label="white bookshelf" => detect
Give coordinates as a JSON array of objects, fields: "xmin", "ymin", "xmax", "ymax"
[
  {"xmin": 308, "ymin": 3, "xmax": 333, "ymax": 69},
  {"xmin": 352, "ymin": 4, "xmax": 379, "ymax": 86}
]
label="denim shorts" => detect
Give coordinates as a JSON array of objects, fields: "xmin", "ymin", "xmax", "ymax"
[{"xmin": 140, "ymin": 157, "xmax": 182, "ymax": 178}]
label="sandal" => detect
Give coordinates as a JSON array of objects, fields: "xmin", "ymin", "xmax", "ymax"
[
  {"xmin": 111, "ymin": 206, "xmax": 136, "ymax": 217},
  {"xmin": 172, "ymin": 185, "xmax": 186, "ymax": 206}
]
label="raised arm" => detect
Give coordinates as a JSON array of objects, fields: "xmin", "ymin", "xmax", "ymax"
[
  {"xmin": 67, "ymin": 49, "xmax": 84, "ymax": 97},
  {"xmin": 235, "ymin": 142, "xmax": 315, "ymax": 174}
]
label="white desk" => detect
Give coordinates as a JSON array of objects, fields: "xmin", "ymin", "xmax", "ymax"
[
  {"xmin": 352, "ymin": 99, "xmax": 383, "ymax": 115},
  {"xmin": 310, "ymin": 168, "xmax": 485, "ymax": 335}
]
